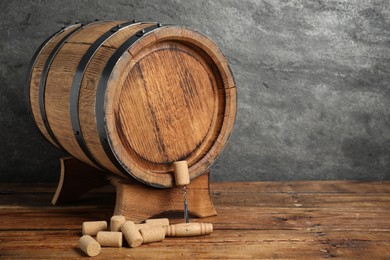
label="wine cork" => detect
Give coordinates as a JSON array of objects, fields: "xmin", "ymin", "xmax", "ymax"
[
  {"xmin": 79, "ymin": 235, "xmax": 101, "ymax": 257},
  {"xmin": 145, "ymin": 218, "xmax": 169, "ymax": 227},
  {"xmin": 82, "ymin": 221, "xmax": 107, "ymax": 236},
  {"xmin": 139, "ymin": 226, "xmax": 165, "ymax": 243},
  {"xmin": 96, "ymin": 231, "xmax": 122, "ymax": 247},
  {"xmin": 110, "ymin": 215, "xmax": 126, "ymax": 231},
  {"xmin": 135, "ymin": 223, "xmax": 151, "ymax": 230},
  {"xmin": 173, "ymin": 161, "xmax": 190, "ymax": 186},
  {"xmin": 164, "ymin": 223, "xmax": 213, "ymax": 237},
  {"xmin": 135, "ymin": 220, "xmax": 168, "ymax": 231},
  {"xmin": 121, "ymin": 221, "xmax": 143, "ymax": 247}
]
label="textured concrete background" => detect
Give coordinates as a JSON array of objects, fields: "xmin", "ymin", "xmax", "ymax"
[{"xmin": 1, "ymin": 0, "xmax": 389, "ymax": 182}]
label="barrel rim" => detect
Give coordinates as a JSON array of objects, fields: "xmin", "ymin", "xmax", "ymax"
[
  {"xmin": 102, "ymin": 25, "xmax": 237, "ymax": 187},
  {"xmin": 95, "ymin": 23, "xmax": 164, "ymax": 182}
]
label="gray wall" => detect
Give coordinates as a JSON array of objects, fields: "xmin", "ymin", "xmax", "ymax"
[{"xmin": 1, "ymin": 0, "xmax": 389, "ymax": 182}]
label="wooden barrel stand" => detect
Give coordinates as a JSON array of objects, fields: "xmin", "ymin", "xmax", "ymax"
[
  {"xmin": 52, "ymin": 157, "xmax": 216, "ymax": 223},
  {"xmin": 28, "ymin": 20, "xmax": 234, "ymax": 223}
]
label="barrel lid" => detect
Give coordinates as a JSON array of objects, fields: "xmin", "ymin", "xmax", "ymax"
[{"xmin": 104, "ymin": 26, "xmax": 236, "ymax": 187}]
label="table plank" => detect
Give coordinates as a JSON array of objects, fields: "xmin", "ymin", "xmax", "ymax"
[
  {"xmin": 0, "ymin": 181, "xmax": 389, "ymax": 259},
  {"xmin": 1, "ymin": 230, "xmax": 390, "ymax": 259}
]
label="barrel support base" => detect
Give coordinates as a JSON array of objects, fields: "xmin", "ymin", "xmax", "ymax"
[
  {"xmin": 110, "ymin": 170, "xmax": 217, "ymax": 223},
  {"xmin": 52, "ymin": 157, "xmax": 217, "ymax": 223},
  {"xmin": 52, "ymin": 157, "xmax": 109, "ymax": 205}
]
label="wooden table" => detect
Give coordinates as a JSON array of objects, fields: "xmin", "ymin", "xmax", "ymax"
[{"xmin": 1, "ymin": 181, "xmax": 390, "ymax": 259}]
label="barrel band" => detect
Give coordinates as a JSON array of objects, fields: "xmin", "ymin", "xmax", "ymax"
[
  {"xmin": 38, "ymin": 23, "xmax": 84, "ymax": 149},
  {"xmin": 70, "ymin": 20, "xmax": 138, "ymax": 171},
  {"xmin": 26, "ymin": 25, "xmax": 78, "ymax": 143},
  {"xmin": 95, "ymin": 23, "xmax": 164, "ymax": 177}
]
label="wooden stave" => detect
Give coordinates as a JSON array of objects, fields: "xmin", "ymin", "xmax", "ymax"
[
  {"xmin": 69, "ymin": 20, "xmax": 139, "ymax": 172},
  {"xmin": 28, "ymin": 23, "xmax": 82, "ymax": 148},
  {"xmin": 76, "ymin": 22, "xmax": 154, "ymax": 176},
  {"xmin": 44, "ymin": 21, "xmax": 120, "ymax": 167},
  {"xmin": 95, "ymin": 23, "xmax": 164, "ymax": 181},
  {"xmin": 26, "ymin": 25, "xmax": 75, "ymax": 146}
]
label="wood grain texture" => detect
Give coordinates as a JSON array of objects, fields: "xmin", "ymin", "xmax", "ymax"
[
  {"xmin": 28, "ymin": 21, "xmax": 236, "ymax": 187},
  {"xmin": 78, "ymin": 23, "xmax": 151, "ymax": 176},
  {"xmin": 110, "ymin": 170, "xmax": 216, "ymax": 223},
  {"xmin": 66, "ymin": 21, "xmax": 120, "ymax": 45},
  {"xmin": 105, "ymin": 26, "xmax": 236, "ymax": 187},
  {"xmin": 43, "ymin": 21, "xmax": 120, "ymax": 165},
  {"xmin": 45, "ymin": 42, "xmax": 92, "ymax": 162},
  {"xmin": 1, "ymin": 181, "xmax": 389, "ymax": 259},
  {"xmin": 29, "ymin": 24, "xmax": 81, "ymax": 148},
  {"xmin": 50, "ymin": 157, "xmax": 215, "ymax": 222}
]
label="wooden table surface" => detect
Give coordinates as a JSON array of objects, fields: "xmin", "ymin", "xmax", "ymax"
[{"xmin": 1, "ymin": 181, "xmax": 390, "ymax": 259}]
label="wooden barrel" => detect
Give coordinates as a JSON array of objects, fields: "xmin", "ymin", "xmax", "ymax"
[{"xmin": 27, "ymin": 20, "xmax": 236, "ymax": 187}]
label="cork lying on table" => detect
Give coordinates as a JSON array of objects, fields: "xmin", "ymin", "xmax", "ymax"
[
  {"xmin": 96, "ymin": 231, "xmax": 122, "ymax": 247},
  {"xmin": 121, "ymin": 221, "xmax": 143, "ymax": 248},
  {"xmin": 144, "ymin": 218, "xmax": 169, "ymax": 227},
  {"xmin": 82, "ymin": 221, "xmax": 107, "ymax": 236},
  {"xmin": 79, "ymin": 235, "xmax": 101, "ymax": 257},
  {"xmin": 110, "ymin": 215, "xmax": 126, "ymax": 232},
  {"xmin": 135, "ymin": 223, "xmax": 150, "ymax": 230},
  {"xmin": 139, "ymin": 226, "xmax": 165, "ymax": 243},
  {"xmin": 136, "ymin": 218, "xmax": 170, "ymax": 230},
  {"xmin": 79, "ymin": 216, "xmax": 212, "ymax": 256}
]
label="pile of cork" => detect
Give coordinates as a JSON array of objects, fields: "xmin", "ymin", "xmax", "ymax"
[{"xmin": 79, "ymin": 216, "xmax": 213, "ymax": 257}]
